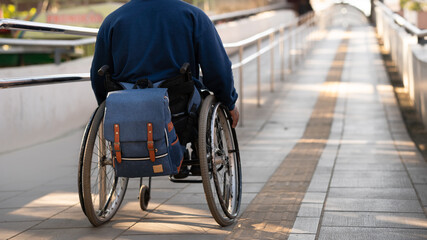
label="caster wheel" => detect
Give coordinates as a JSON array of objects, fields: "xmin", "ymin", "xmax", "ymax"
[{"xmin": 139, "ymin": 185, "xmax": 150, "ymax": 211}]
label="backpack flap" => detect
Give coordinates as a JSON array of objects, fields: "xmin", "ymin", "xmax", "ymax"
[
  {"xmin": 104, "ymin": 88, "xmax": 170, "ymax": 159},
  {"xmin": 103, "ymin": 88, "xmax": 184, "ymax": 178}
]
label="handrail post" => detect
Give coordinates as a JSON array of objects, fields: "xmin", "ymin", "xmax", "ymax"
[
  {"xmin": 285, "ymin": 28, "xmax": 290, "ymax": 74},
  {"xmin": 239, "ymin": 46, "xmax": 244, "ymax": 127},
  {"xmin": 306, "ymin": 16, "xmax": 310, "ymax": 55},
  {"xmin": 300, "ymin": 22, "xmax": 304, "ymax": 62},
  {"xmin": 290, "ymin": 24, "xmax": 295, "ymax": 72},
  {"xmin": 304, "ymin": 20, "xmax": 308, "ymax": 57},
  {"xmin": 297, "ymin": 24, "xmax": 301, "ymax": 65},
  {"xmin": 294, "ymin": 23, "xmax": 299, "ymax": 66},
  {"xmin": 305, "ymin": 17, "xmax": 309, "ymax": 57},
  {"xmin": 54, "ymin": 49, "xmax": 62, "ymax": 65},
  {"xmin": 257, "ymin": 39, "xmax": 261, "ymax": 107},
  {"xmin": 300, "ymin": 22, "xmax": 303, "ymax": 63},
  {"xmin": 279, "ymin": 27, "xmax": 285, "ymax": 81},
  {"xmin": 300, "ymin": 20, "xmax": 305, "ymax": 61},
  {"xmin": 270, "ymin": 33, "xmax": 274, "ymax": 92},
  {"xmin": 311, "ymin": 12, "xmax": 316, "ymax": 50}
]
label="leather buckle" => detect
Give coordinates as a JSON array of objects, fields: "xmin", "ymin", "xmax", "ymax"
[
  {"xmin": 147, "ymin": 141, "xmax": 154, "ymax": 151},
  {"xmin": 114, "ymin": 142, "xmax": 121, "ymax": 151}
]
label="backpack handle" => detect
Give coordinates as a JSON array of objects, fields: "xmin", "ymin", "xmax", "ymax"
[{"xmin": 133, "ymin": 78, "xmax": 153, "ymax": 89}]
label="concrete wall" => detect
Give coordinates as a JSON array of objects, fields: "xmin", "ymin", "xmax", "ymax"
[
  {"xmin": 375, "ymin": 6, "xmax": 427, "ymax": 128},
  {"xmin": 0, "ymin": 57, "xmax": 97, "ymax": 153},
  {"xmin": 412, "ymin": 45, "xmax": 427, "ymax": 127},
  {"xmin": 0, "ymin": 9, "xmax": 296, "ymax": 154}
]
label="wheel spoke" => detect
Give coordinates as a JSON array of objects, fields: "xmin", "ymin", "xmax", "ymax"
[
  {"xmin": 198, "ymin": 97, "xmax": 241, "ymax": 226},
  {"xmin": 80, "ymin": 104, "xmax": 128, "ymax": 226}
]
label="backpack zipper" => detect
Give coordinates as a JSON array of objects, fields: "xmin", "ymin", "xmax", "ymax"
[{"xmin": 122, "ymin": 153, "xmax": 168, "ymax": 161}]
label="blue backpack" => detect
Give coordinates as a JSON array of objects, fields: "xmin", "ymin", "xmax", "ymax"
[{"xmin": 103, "ymin": 88, "xmax": 186, "ymax": 178}]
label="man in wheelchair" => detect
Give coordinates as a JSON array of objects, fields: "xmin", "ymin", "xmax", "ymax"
[{"xmin": 90, "ymin": 0, "xmax": 239, "ymax": 178}]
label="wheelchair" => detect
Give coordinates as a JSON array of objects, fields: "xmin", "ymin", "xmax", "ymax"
[{"xmin": 77, "ymin": 70, "xmax": 242, "ymax": 227}]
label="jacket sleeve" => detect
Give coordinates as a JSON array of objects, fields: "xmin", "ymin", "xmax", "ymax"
[
  {"xmin": 90, "ymin": 23, "xmax": 113, "ymax": 105},
  {"xmin": 195, "ymin": 17, "xmax": 238, "ymax": 110}
]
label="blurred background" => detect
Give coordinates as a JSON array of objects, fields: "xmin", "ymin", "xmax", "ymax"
[{"xmin": 0, "ymin": 0, "xmax": 425, "ymax": 67}]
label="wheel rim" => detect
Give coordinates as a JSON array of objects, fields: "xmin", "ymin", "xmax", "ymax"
[
  {"xmin": 199, "ymin": 95, "xmax": 242, "ymax": 226},
  {"xmin": 209, "ymin": 103, "xmax": 240, "ymax": 219},
  {"xmin": 88, "ymin": 121, "xmax": 127, "ymax": 220}
]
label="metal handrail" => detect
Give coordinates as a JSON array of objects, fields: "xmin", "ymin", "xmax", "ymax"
[
  {"xmin": 0, "ymin": 2, "xmax": 290, "ymax": 43},
  {"xmin": 223, "ymin": 28, "xmax": 278, "ymax": 49},
  {"xmin": 0, "ymin": 19, "xmax": 98, "ymax": 64},
  {"xmin": 222, "ymin": 11, "xmax": 316, "ymax": 125},
  {"xmin": 0, "ymin": 4, "xmax": 291, "ymax": 64},
  {"xmin": 0, "ymin": 18, "xmax": 98, "ymax": 36},
  {"xmin": 375, "ymin": 1, "xmax": 427, "ymax": 44},
  {"xmin": 0, "ymin": 73, "xmax": 90, "ymax": 88},
  {"xmin": 210, "ymin": 2, "xmax": 290, "ymax": 23},
  {"xmin": 0, "ymin": 37, "xmax": 96, "ymax": 47},
  {"xmin": 0, "ymin": 2, "xmax": 290, "ymax": 33}
]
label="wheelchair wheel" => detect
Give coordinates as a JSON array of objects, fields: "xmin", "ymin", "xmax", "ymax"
[
  {"xmin": 79, "ymin": 102, "xmax": 128, "ymax": 226},
  {"xmin": 139, "ymin": 185, "xmax": 150, "ymax": 211},
  {"xmin": 78, "ymin": 108, "xmax": 97, "ymax": 216},
  {"xmin": 198, "ymin": 95, "xmax": 242, "ymax": 226}
]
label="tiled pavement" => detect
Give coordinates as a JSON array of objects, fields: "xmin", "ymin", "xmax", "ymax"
[
  {"xmin": 227, "ymin": 30, "xmax": 349, "ymax": 240},
  {"xmin": 288, "ymin": 9, "xmax": 427, "ymax": 240},
  {"xmin": 1, "ymin": 5, "xmax": 427, "ymax": 240}
]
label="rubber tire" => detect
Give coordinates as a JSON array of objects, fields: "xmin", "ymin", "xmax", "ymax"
[
  {"xmin": 198, "ymin": 95, "xmax": 240, "ymax": 227},
  {"xmin": 210, "ymin": 105, "xmax": 242, "ymax": 220},
  {"xmin": 78, "ymin": 108, "xmax": 97, "ymax": 216},
  {"xmin": 139, "ymin": 185, "xmax": 150, "ymax": 211},
  {"xmin": 81, "ymin": 102, "xmax": 128, "ymax": 226}
]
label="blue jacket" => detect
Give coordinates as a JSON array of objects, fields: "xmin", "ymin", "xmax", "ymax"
[{"xmin": 91, "ymin": 0, "xmax": 238, "ymax": 110}]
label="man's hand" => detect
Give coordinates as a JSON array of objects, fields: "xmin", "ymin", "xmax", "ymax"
[{"xmin": 230, "ymin": 107, "xmax": 240, "ymax": 128}]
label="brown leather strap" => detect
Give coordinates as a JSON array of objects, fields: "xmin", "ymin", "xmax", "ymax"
[
  {"xmin": 168, "ymin": 122, "xmax": 174, "ymax": 132},
  {"xmin": 171, "ymin": 137, "xmax": 179, "ymax": 146},
  {"xmin": 147, "ymin": 123, "xmax": 155, "ymax": 162},
  {"xmin": 177, "ymin": 156, "xmax": 184, "ymax": 173},
  {"xmin": 114, "ymin": 124, "xmax": 122, "ymax": 164}
]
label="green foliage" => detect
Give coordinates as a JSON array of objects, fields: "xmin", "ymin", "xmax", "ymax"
[
  {"xmin": 400, "ymin": 0, "xmax": 410, "ymax": 9},
  {"xmin": 1, "ymin": 4, "xmax": 37, "ymax": 19},
  {"xmin": 400, "ymin": 0, "xmax": 425, "ymax": 11}
]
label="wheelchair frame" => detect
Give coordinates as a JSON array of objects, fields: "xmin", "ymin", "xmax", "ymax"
[{"xmin": 77, "ymin": 93, "xmax": 242, "ymax": 227}]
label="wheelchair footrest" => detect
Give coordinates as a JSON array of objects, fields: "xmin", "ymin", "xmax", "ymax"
[{"xmin": 169, "ymin": 175, "xmax": 203, "ymax": 183}]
